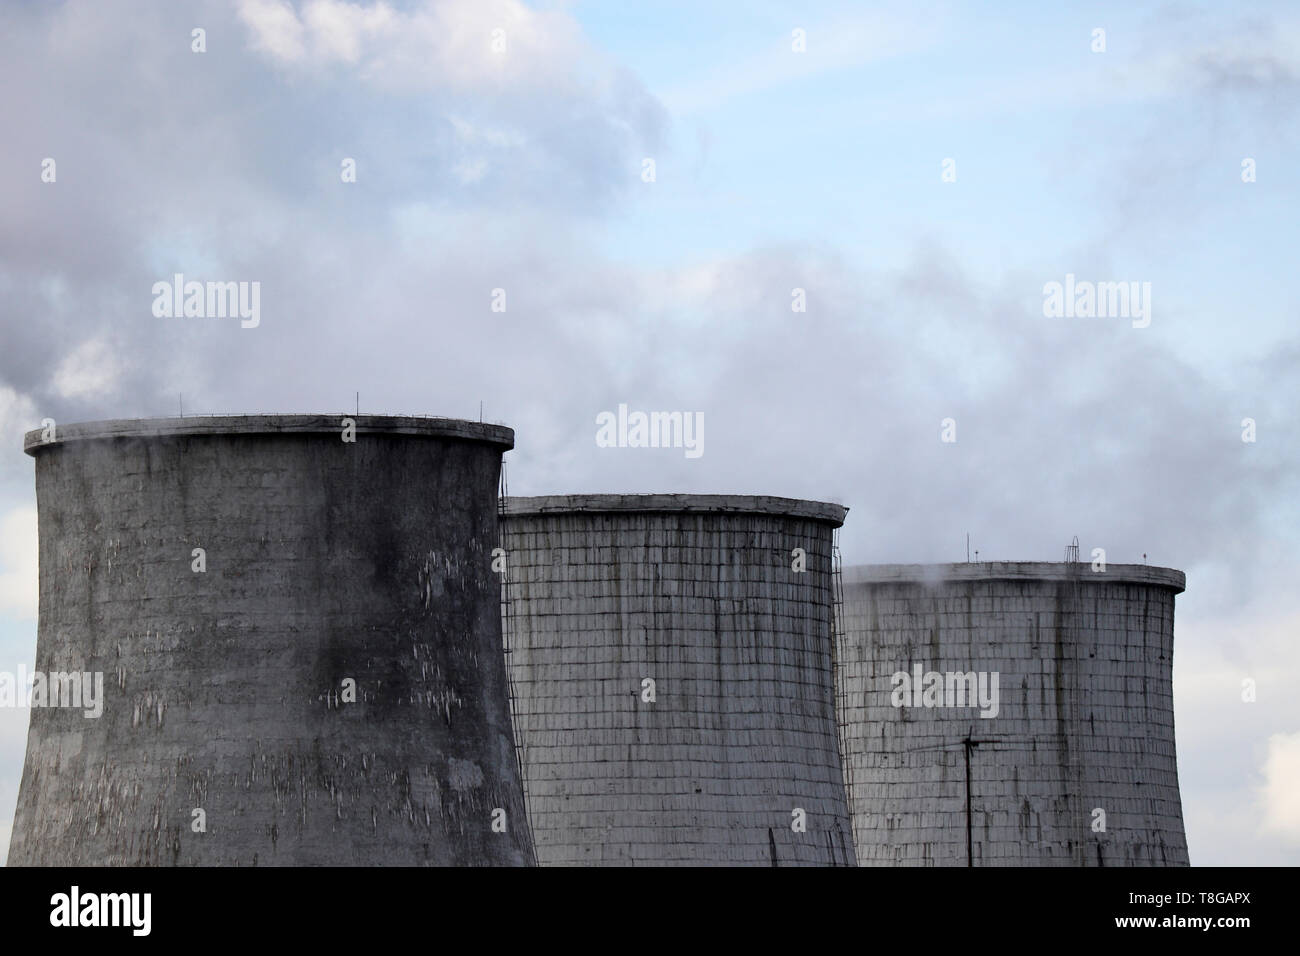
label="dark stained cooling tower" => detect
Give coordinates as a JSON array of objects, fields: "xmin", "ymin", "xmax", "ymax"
[
  {"xmin": 501, "ymin": 494, "xmax": 856, "ymax": 866},
  {"xmin": 836, "ymin": 562, "xmax": 1189, "ymax": 866},
  {"xmin": 8, "ymin": 415, "xmax": 534, "ymax": 866}
]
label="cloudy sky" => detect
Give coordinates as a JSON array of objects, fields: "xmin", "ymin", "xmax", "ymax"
[{"xmin": 0, "ymin": 0, "xmax": 1297, "ymax": 864}]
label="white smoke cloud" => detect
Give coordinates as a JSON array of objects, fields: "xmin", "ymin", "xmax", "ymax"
[
  {"xmin": 52, "ymin": 338, "xmax": 121, "ymax": 401},
  {"xmin": 0, "ymin": 387, "xmax": 38, "ymax": 482},
  {"xmin": 1260, "ymin": 731, "xmax": 1300, "ymax": 842},
  {"xmin": 236, "ymin": 0, "xmax": 595, "ymax": 95},
  {"xmin": 0, "ymin": 507, "xmax": 37, "ymax": 621},
  {"xmin": 0, "ymin": 0, "xmax": 1296, "ymax": 867}
]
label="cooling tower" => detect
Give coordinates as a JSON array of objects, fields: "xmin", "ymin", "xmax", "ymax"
[
  {"xmin": 500, "ymin": 494, "xmax": 856, "ymax": 866},
  {"xmin": 8, "ymin": 414, "xmax": 534, "ymax": 866},
  {"xmin": 836, "ymin": 561, "xmax": 1189, "ymax": 866}
]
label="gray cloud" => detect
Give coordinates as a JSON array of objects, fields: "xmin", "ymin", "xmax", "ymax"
[{"xmin": 0, "ymin": 0, "xmax": 1297, "ymax": 866}]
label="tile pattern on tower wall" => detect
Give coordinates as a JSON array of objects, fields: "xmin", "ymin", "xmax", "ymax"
[
  {"xmin": 502, "ymin": 508, "xmax": 855, "ymax": 866},
  {"xmin": 836, "ymin": 571, "xmax": 1189, "ymax": 867}
]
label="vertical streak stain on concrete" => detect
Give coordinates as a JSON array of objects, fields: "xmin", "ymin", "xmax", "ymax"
[
  {"xmin": 836, "ymin": 561, "xmax": 1189, "ymax": 867},
  {"xmin": 502, "ymin": 494, "xmax": 855, "ymax": 867},
  {"xmin": 7, "ymin": 415, "xmax": 534, "ymax": 866}
]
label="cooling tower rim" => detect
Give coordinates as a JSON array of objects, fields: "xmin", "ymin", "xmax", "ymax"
[
  {"xmin": 23, "ymin": 414, "xmax": 514, "ymax": 456},
  {"xmin": 503, "ymin": 493, "xmax": 847, "ymax": 527},
  {"xmin": 842, "ymin": 561, "xmax": 1185, "ymax": 593}
]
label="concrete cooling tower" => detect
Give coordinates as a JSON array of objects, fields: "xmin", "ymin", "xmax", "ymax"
[
  {"xmin": 500, "ymin": 494, "xmax": 856, "ymax": 866},
  {"xmin": 836, "ymin": 561, "xmax": 1189, "ymax": 867},
  {"xmin": 8, "ymin": 415, "xmax": 534, "ymax": 866}
]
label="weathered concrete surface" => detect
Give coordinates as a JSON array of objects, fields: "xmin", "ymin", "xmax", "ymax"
[
  {"xmin": 502, "ymin": 494, "xmax": 856, "ymax": 866},
  {"xmin": 837, "ymin": 562, "xmax": 1189, "ymax": 866},
  {"xmin": 8, "ymin": 415, "xmax": 534, "ymax": 866}
]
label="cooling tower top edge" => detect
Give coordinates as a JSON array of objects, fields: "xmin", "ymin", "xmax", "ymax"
[
  {"xmin": 24, "ymin": 414, "xmax": 514, "ymax": 456},
  {"xmin": 842, "ymin": 562, "xmax": 1185, "ymax": 592},
  {"xmin": 503, "ymin": 494, "xmax": 847, "ymax": 526}
]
